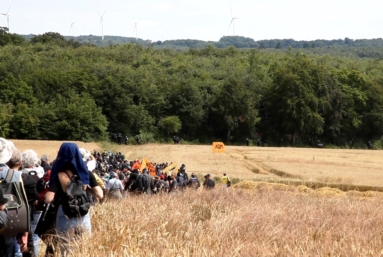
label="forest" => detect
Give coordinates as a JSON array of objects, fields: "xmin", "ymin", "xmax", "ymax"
[{"xmin": 2, "ymin": 30, "xmax": 383, "ymax": 148}]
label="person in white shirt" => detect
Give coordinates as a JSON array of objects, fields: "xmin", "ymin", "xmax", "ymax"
[{"xmin": 106, "ymin": 172, "xmax": 123, "ymax": 200}]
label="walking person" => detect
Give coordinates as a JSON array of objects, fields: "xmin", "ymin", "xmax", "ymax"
[
  {"xmin": 203, "ymin": 174, "xmax": 215, "ymax": 190},
  {"xmin": 221, "ymin": 173, "xmax": 231, "ymax": 187},
  {"xmin": 44, "ymin": 142, "xmax": 103, "ymax": 257},
  {"xmin": 105, "ymin": 172, "xmax": 124, "ymax": 200}
]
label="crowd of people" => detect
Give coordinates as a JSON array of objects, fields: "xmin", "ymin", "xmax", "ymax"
[
  {"xmin": 89, "ymin": 150, "xmax": 227, "ymax": 199},
  {"xmin": 0, "ymin": 138, "xmax": 231, "ymax": 257}
]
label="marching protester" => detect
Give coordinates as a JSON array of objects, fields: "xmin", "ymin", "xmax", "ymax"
[
  {"xmin": 1, "ymin": 137, "xmax": 223, "ymax": 257},
  {"xmin": 203, "ymin": 174, "xmax": 215, "ymax": 189},
  {"xmin": 221, "ymin": 173, "xmax": 231, "ymax": 187},
  {"xmin": 44, "ymin": 142, "xmax": 103, "ymax": 257},
  {"xmin": 105, "ymin": 171, "xmax": 124, "ymax": 200},
  {"xmin": 187, "ymin": 173, "xmax": 201, "ymax": 190},
  {"xmin": 21, "ymin": 150, "xmax": 43, "ymax": 257},
  {"xmin": 0, "ymin": 139, "xmax": 38, "ymax": 257}
]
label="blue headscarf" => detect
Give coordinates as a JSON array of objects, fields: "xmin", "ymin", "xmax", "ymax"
[{"xmin": 50, "ymin": 142, "xmax": 90, "ymax": 185}]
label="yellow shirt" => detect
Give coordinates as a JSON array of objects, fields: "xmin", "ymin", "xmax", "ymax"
[
  {"xmin": 93, "ymin": 172, "xmax": 105, "ymax": 188},
  {"xmin": 221, "ymin": 176, "xmax": 230, "ymax": 185}
]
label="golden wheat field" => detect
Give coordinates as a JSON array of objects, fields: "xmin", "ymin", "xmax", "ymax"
[
  {"xmin": 13, "ymin": 140, "xmax": 383, "ymax": 188},
  {"xmin": 10, "ymin": 140, "xmax": 383, "ymax": 256}
]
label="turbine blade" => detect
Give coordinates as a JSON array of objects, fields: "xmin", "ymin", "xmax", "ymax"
[
  {"xmin": 102, "ymin": 10, "xmax": 107, "ymax": 16},
  {"xmin": 230, "ymin": 5, "xmax": 233, "ymax": 17},
  {"xmin": 97, "ymin": 11, "xmax": 101, "ymax": 17},
  {"xmin": 227, "ymin": 19, "xmax": 233, "ymax": 32},
  {"xmin": 7, "ymin": 1, "xmax": 13, "ymax": 15}
]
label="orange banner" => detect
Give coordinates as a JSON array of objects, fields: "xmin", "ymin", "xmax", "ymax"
[{"xmin": 212, "ymin": 142, "xmax": 225, "ymax": 152}]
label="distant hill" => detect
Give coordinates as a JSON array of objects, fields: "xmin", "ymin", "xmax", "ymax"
[{"xmin": 19, "ymin": 34, "xmax": 383, "ymax": 50}]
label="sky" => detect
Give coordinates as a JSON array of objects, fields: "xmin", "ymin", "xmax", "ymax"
[{"xmin": 0, "ymin": 0, "xmax": 382, "ymax": 42}]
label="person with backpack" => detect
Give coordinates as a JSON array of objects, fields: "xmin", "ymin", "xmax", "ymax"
[
  {"xmin": 21, "ymin": 150, "xmax": 44, "ymax": 257},
  {"xmin": 168, "ymin": 174, "xmax": 178, "ymax": 194},
  {"xmin": 0, "ymin": 139, "xmax": 35, "ymax": 257},
  {"xmin": 141, "ymin": 169, "xmax": 153, "ymax": 195},
  {"xmin": 105, "ymin": 171, "xmax": 123, "ymax": 200},
  {"xmin": 34, "ymin": 169, "xmax": 58, "ymax": 257},
  {"xmin": 44, "ymin": 142, "xmax": 103, "ymax": 257},
  {"xmin": 0, "ymin": 190, "xmax": 8, "ymax": 229},
  {"xmin": 203, "ymin": 174, "xmax": 215, "ymax": 190},
  {"xmin": 176, "ymin": 164, "xmax": 189, "ymax": 190},
  {"xmin": 187, "ymin": 173, "xmax": 200, "ymax": 190},
  {"xmin": 221, "ymin": 173, "xmax": 231, "ymax": 187}
]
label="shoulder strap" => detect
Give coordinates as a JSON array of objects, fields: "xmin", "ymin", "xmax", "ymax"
[
  {"xmin": 61, "ymin": 170, "xmax": 73, "ymax": 179},
  {"xmin": 5, "ymin": 169, "xmax": 15, "ymax": 183}
]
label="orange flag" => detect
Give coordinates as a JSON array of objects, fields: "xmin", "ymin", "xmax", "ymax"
[
  {"xmin": 131, "ymin": 160, "xmax": 141, "ymax": 171},
  {"xmin": 143, "ymin": 158, "xmax": 156, "ymax": 177},
  {"xmin": 140, "ymin": 159, "xmax": 147, "ymax": 171}
]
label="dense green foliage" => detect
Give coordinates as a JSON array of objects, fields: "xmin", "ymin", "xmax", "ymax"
[
  {"xmin": 2, "ymin": 32, "xmax": 383, "ymax": 147},
  {"xmin": 20, "ymin": 34, "xmax": 383, "ymax": 59}
]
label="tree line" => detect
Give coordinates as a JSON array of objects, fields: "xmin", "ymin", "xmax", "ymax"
[{"xmin": 1, "ymin": 31, "xmax": 383, "ymax": 148}]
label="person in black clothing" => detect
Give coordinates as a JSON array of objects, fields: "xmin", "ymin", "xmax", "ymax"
[
  {"xmin": 44, "ymin": 143, "xmax": 103, "ymax": 256},
  {"xmin": 40, "ymin": 155, "xmax": 52, "ymax": 172},
  {"xmin": 349, "ymin": 140, "xmax": 354, "ymax": 149},
  {"xmin": 203, "ymin": 174, "xmax": 215, "ymax": 190},
  {"xmin": 125, "ymin": 136, "xmax": 129, "ymax": 145},
  {"xmin": 246, "ymin": 138, "xmax": 250, "ymax": 146},
  {"xmin": 367, "ymin": 140, "xmax": 374, "ymax": 149},
  {"xmin": 135, "ymin": 135, "xmax": 140, "ymax": 145},
  {"xmin": 187, "ymin": 173, "xmax": 200, "ymax": 190},
  {"xmin": 176, "ymin": 164, "xmax": 189, "ymax": 190},
  {"xmin": 125, "ymin": 169, "xmax": 142, "ymax": 193},
  {"xmin": 0, "ymin": 142, "xmax": 39, "ymax": 257}
]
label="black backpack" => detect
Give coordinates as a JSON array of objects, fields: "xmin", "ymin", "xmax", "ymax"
[
  {"xmin": 61, "ymin": 171, "xmax": 90, "ymax": 218},
  {"xmin": 141, "ymin": 175, "xmax": 149, "ymax": 191}
]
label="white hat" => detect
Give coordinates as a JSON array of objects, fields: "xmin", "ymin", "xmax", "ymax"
[
  {"xmin": 79, "ymin": 147, "xmax": 91, "ymax": 162},
  {"xmin": 0, "ymin": 138, "xmax": 12, "ymax": 164}
]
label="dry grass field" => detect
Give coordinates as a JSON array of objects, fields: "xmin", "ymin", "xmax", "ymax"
[
  {"xmin": 12, "ymin": 140, "xmax": 383, "ymax": 188},
  {"xmin": 9, "ymin": 140, "xmax": 383, "ymax": 256},
  {"xmin": 58, "ymin": 190, "xmax": 383, "ymax": 257}
]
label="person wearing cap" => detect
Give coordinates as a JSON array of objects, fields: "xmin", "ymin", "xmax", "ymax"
[
  {"xmin": 0, "ymin": 138, "xmax": 37, "ymax": 257},
  {"xmin": 105, "ymin": 171, "xmax": 124, "ymax": 200},
  {"xmin": 203, "ymin": 174, "xmax": 215, "ymax": 190}
]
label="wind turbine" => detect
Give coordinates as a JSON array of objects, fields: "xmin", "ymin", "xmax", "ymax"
[
  {"xmin": 98, "ymin": 10, "xmax": 106, "ymax": 40},
  {"xmin": 70, "ymin": 22, "xmax": 75, "ymax": 37},
  {"xmin": 133, "ymin": 21, "xmax": 139, "ymax": 40},
  {"xmin": 1, "ymin": 1, "xmax": 13, "ymax": 32},
  {"xmin": 227, "ymin": 6, "xmax": 239, "ymax": 36}
]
